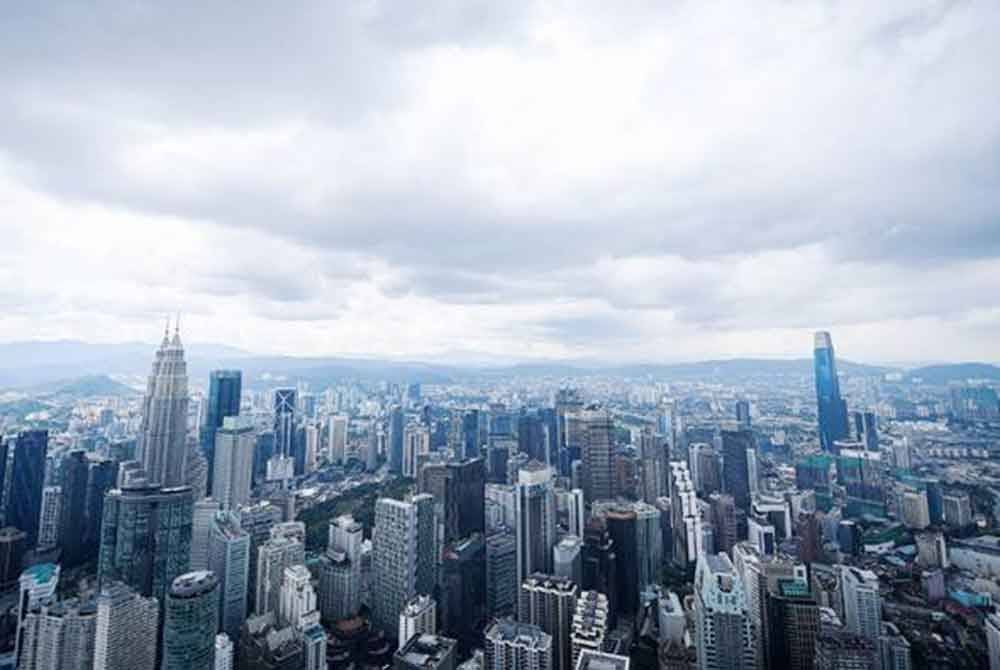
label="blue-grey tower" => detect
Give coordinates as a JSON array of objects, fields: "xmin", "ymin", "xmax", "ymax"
[
  {"xmin": 813, "ymin": 331, "xmax": 849, "ymax": 453},
  {"xmin": 8, "ymin": 430, "xmax": 48, "ymax": 547},
  {"xmin": 161, "ymin": 570, "xmax": 219, "ymax": 670},
  {"xmin": 200, "ymin": 370, "xmax": 242, "ymax": 495}
]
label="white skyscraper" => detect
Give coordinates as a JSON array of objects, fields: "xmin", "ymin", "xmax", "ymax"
[
  {"xmin": 399, "ymin": 594, "xmax": 437, "ymax": 645},
  {"xmin": 255, "ymin": 535, "xmax": 305, "ymax": 617},
  {"xmin": 136, "ymin": 320, "xmax": 190, "ymax": 488},
  {"xmin": 190, "ymin": 498, "xmax": 221, "ymax": 571},
  {"xmin": 279, "ymin": 564, "xmax": 317, "ymax": 629},
  {"xmin": 515, "ymin": 462, "xmax": 557, "ymax": 589},
  {"xmin": 694, "ymin": 553, "xmax": 754, "ymax": 670},
  {"xmin": 841, "ymin": 567, "xmax": 882, "ymax": 644},
  {"xmin": 213, "ymin": 416, "xmax": 255, "ymax": 510},
  {"xmin": 403, "ymin": 423, "xmax": 431, "ymax": 478},
  {"xmin": 17, "ymin": 598, "xmax": 96, "ymax": 670},
  {"xmin": 36, "ymin": 486, "xmax": 62, "ymax": 551},
  {"xmin": 484, "ymin": 619, "xmax": 552, "ymax": 670},
  {"xmin": 214, "ymin": 634, "xmax": 233, "ymax": 670},
  {"xmin": 93, "ymin": 582, "xmax": 159, "ymax": 670},
  {"xmin": 209, "ymin": 511, "xmax": 250, "ymax": 642}
]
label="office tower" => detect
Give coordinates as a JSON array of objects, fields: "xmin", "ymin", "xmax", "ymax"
[
  {"xmin": 17, "ymin": 598, "xmax": 96, "ymax": 670},
  {"xmin": 59, "ymin": 450, "xmax": 89, "ymax": 566},
  {"xmin": 371, "ymin": 494, "xmax": 436, "ymax": 639},
  {"xmin": 852, "ymin": 411, "xmax": 878, "ymax": 452},
  {"xmin": 328, "ymin": 414, "xmax": 348, "ymax": 464},
  {"xmin": 836, "ymin": 447, "xmax": 886, "ymax": 517},
  {"xmin": 15, "ymin": 564, "xmax": 60, "ymax": 666},
  {"xmin": 487, "ymin": 531, "xmax": 518, "ymax": 619},
  {"xmin": 553, "ymin": 536, "xmax": 583, "ymax": 586},
  {"xmin": 36, "ymin": 486, "xmax": 62, "ymax": 551},
  {"xmin": 484, "ymin": 619, "xmax": 553, "ymax": 670},
  {"xmin": 900, "ymin": 490, "xmax": 930, "ymax": 529},
  {"xmin": 440, "ymin": 534, "xmax": 487, "ymax": 653},
  {"xmin": 565, "ymin": 489, "xmax": 586, "ymax": 538},
  {"xmin": 93, "ymin": 582, "xmax": 159, "ymax": 670},
  {"xmin": 115, "ymin": 460, "xmax": 146, "ymax": 488},
  {"xmin": 278, "ymin": 564, "xmax": 317, "ymax": 628},
  {"xmin": 580, "ymin": 521, "xmax": 618, "ymax": 626},
  {"xmin": 136, "ymin": 323, "xmax": 190, "ymax": 487},
  {"xmin": 253, "ymin": 431, "xmax": 274, "ymax": 484},
  {"xmin": 421, "ymin": 458, "xmax": 487, "ymax": 544},
  {"xmin": 519, "ymin": 574, "xmax": 578, "ymax": 670},
  {"xmin": 720, "ymin": 430, "xmax": 753, "ymax": 511},
  {"xmin": 708, "ymin": 494, "xmax": 738, "ymax": 557},
  {"xmin": 98, "ymin": 484, "xmax": 194, "ymax": 602},
  {"xmin": 215, "ymin": 634, "xmax": 234, "ymax": 670},
  {"xmin": 669, "ymin": 461, "xmax": 703, "ymax": 566},
  {"xmin": 316, "ymin": 514, "xmax": 363, "ymax": 623},
  {"xmin": 815, "ymin": 627, "xmax": 878, "ymax": 670},
  {"xmin": 9, "ymin": 430, "xmax": 48, "ymax": 547},
  {"xmin": 880, "ymin": 622, "xmax": 912, "ymax": 670},
  {"xmin": 689, "ymin": 443, "xmax": 721, "ymax": 496},
  {"xmin": 518, "ymin": 414, "xmax": 548, "ymax": 466},
  {"xmin": 986, "ymin": 613, "xmax": 1000, "ymax": 670},
  {"xmin": 570, "ymin": 591, "xmax": 609, "ymax": 668},
  {"xmin": 813, "ymin": 332, "xmax": 849, "ymax": 453},
  {"xmin": 891, "ymin": 439, "xmax": 912, "ymax": 473},
  {"xmin": 0, "ymin": 527, "xmax": 27, "ymax": 591},
  {"xmin": 162, "ymin": 571, "xmax": 220, "ymax": 670},
  {"xmin": 187, "ymin": 438, "xmax": 210, "ymax": 499},
  {"xmin": 578, "ymin": 410, "xmax": 613, "ymax": 505},
  {"xmin": 463, "ymin": 409, "xmax": 481, "ymax": 460},
  {"xmin": 303, "ymin": 422, "xmax": 321, "ymax": 473},
  {"xmin": 516, "ymin": 462, "xmax": 557, "ymax": 589},
  {"xmin": 693, "ymin": 553, "xmax": 754, "ymax": 670},
  {"xmin": 191, "ymin": 498, "xmax": 222, "ymax": 570},
  {"xmin": 273, "ymin": 388, "xmax": 297, "ymax": 461},
  {"xmin": 765, "ymin": 579, "xmax": 820, "ymax": 670},
  {"xmin": 395, "ymin": 633, "xmax": 458, "ymax": 670},
  {"xmin": 732, "ymin": 542, "xmax": 807, "ymax": 669},
  {"xmin": 735, "ymin": 400, "xmax": 751, "ymax": 430},
  {"xmin": 255, "ymin": 535, "xmax": 305, "ymax": 617},
  {"xmin": 209, "ymin": 511, "xmax": 250, "ymax": 641},
  {"xmin": 238, "ymin": 501, "xmax": 283, "ymax": 612},
  {"xmin": 403, "ymin": 423, "xmax": 431, "ymax": 478},
  {"xmin": 399, "ymin": 594, "xmax": 437, "ymax": 644},
  {"xmin": 389, "ymin": 405, "xmax": 405, "ymax": 474},
  {"xmin": 590, "ymin": 500, "xmax": 662, "ymax": 618},
  {"xmin": 841, "ymin": 567, "xmax": 882, "ymax": 645},
  {"xmin": 213, "ymin": 416, "xmax": 255, "ymax": 510},
  {"xmin": 942, "ymin": 492, "xmax": 973, "ymax": 527},
  {"xmin": 201, "ymin": 370, "xmax": 242, "ymax": 495},
  {"xmin": 239, "ymin": 612, "xmax": 304, "ymax": 670}
]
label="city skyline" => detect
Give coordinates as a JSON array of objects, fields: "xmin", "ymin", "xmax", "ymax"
[{"xmin": 1, "ymin": 2, "xmax": 999, "ymax": 363}]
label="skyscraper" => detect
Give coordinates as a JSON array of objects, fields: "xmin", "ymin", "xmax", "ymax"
[
  {"xmin": 487, "ymin": 531, "xmax": 518, "ymax": 620},
  {"xmin": 371, "ymin": 495, "xmax": 436, "ymax": 640},
  {"xmin": 519, "ymin": 574, "xmax": 578, "ymax": 670},
  {"xmin": 765, "ymin": 579, "xmax": 820, "ymax": 670},
  {"xmin": 693, "ymin": 553, "xmax": 754, "ymax": 670},
  {"xmin": 136, "ymin": 322, "xmax": 190, "ymax": 487},
  {"xmin": 254, "ymin": 534, "xmax": 305, "ymax": 617},
  {"xmin": 841, "ymin": 567, "xmax": 882, "ymax": 647},
  {"xmin": 273, "ymin": 388, "xmax": 297, "ymax": 462},
  {"xmin": 403, "ymin": 423, "xmax": 431, "ymax": 478},
  {"xmin": 278, "ymin": 564, "xmax": 317, "ymax": 628},
  {"xmin": 59, "ymin": 450, "xmax": 89, "ymax": 566},
  {"xmin": 209, "ymin": 511, "xmax": 250, "ymax": 642},
  {"xmin": 813, "ymin": 332, "xmax": 849, "ymax": 453},
  {"xmin": 93, "ymin": 581, "xmax": 159, "ymax": 670},
  {"xmin": 515, "ymin": 462, "xmax": 557, "ymax": 589},
  {"xmin": 17, "ymin": 598, "xmax": 97, "ymax": 670},
  {"xmin": 721, "ymin": 430, "xmax": 753, "ymax": 512},
  {"xmin": 213, "ymin": 416, "xmax": 256, "ymax": 510},
  {"xmin": 395, "ymin": 633, "xmax": 458, "ymax": 670},
  {"xmin": 201, "ymin": 370, "xmax": 242, "ymax": 495},
  {"xmin": 215, "ymin": 634, "xmax": 234, "ymax": 670},
  {"xmin": 399, "ymin": 593, "xmax": 437, "ymax": 644},
  {"xmin": 98, "ymin": 484, "xmax": 194, "ymax": 603},
  {"xmin": 579, "ymin": 410, "xmax": 614, "ymax": 505},
  {"xmin": 328, "ymin": 414, "xmax": 348, "ymax": 465},
  {"xmin": 570, "ymin": 591, "xmax": 609, "ymax": 668},
  {"xmin": 483, "ymin": 619, "xmax": 552, "ymax": 670},
  {"xmin": 9, "ymin": 429, "xmax": 48, "ymax": 547},
  {"xmin": 36, "ymin": 486, "xmax": 62, "ymax": 552},
  {"xmin": 162, "ymin": 571, "xmax": 220, "ymax": 670},
  {"xmin": 389, "ymin": 405, "xmax": 405, "ymax": 474}
]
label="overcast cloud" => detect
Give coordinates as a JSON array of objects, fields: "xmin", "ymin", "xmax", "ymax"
[{"xmin": 1, "ymin": 0, "xmax": 998, "ymax": 363}]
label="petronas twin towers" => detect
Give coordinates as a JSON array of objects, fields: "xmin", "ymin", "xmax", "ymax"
[{"xmin": 136, "ymin": 318, "xmax": 190, "ymax": 487}]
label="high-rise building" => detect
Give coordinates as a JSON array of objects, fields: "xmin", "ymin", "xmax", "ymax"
[
  {"xmin": 191, "ymin": 498, "xmax": 222, "ymax": 570},
  {"xmin": 487, "ymin": 531, "xmax": 518, "ymax": 619},
  {"xmin": 0, "ymin": 527, "xmax": 27, "ymax": 591},
  {"xmin": 900, "ymin": 490, "xmax": 930, "ymax": 530},
  {"xmin": 735, "ymin": 400, "xmax": 751, "ymax": 430},
  {"xmin": 17, "ymin": 598, "xmax": 97, "ymax": 670},
  {"xmin": 162, "ymin": 571, "xmax": 220, "ymax": 670},
  {"xmin": 516, "ymin": 462, "xmax": 557, "ymax": 589},
  {"xmin": 209, "ymin": 511, "xmax": 250, "ymax": 641},
  {"xmin": 765, "ymin": 579, "xmax": 820, "ymax": 670},
  {"xmin": 36, "ymin": 486, "xmax": 62, "ymax": 552},
  {"xmin": 852, "ymin": 411, "xmax": 878, "ymax": 452},
  {"xmin": 213, "ymin": 416, "xmax": 256, "ymax": 510},
  {"xmin": 278, "ymin": 564, "xmax": 317, "ymax": 628},
  {"xmin": 519, "ymin": 574, "xmax": 578, "ymax": 670},
  {"xmin": 201, "ymin": 370, "xmax": 242, "ymax": 496},
  {"xmin": 570, "ymin": 591, "xmax": 609, "ymax": 668},
  {"xmin": 880, "ymin": 622, "xmax": 912, "ymax": 670},
  {"xmin": 15, "ymin": 563, "xmax": 60, "ymax": 666},
  {"xmin": 9, "ymin": 429, "xmax": 48, "ymax": 547},
  {"xmin": 440, "ymin": 533, "xmax": 487, "ymax": 654},
  {"xmin": 93, "ymin": 582, "xmax": 159, "ymax": 670},
  {"xmin": 986, "ymin": 612, "xmax": 1000, "ymax": 670},
  {"xmin": 591, "ymin": 500, "xmax": 662, "ymax": 614},
  {"xmin": 399, "ymin": 593, "xmax": 437, "ymax": 644},
  {"xmin": 813, "ymin": 332, "xmax": 849, "ymax": 453},
  {"xmin": 83, "ymin": 459, "xmax": 118, "ymax": 562},
  {"xmin": 420, "ymin": 458, "xmax": 487, "ymax": 544},
  {"xmin": 553, "ymin": 536, "xmax": 583, "ymax": 586},
  {"xmin": 328, "ymin": 414, "xmax": 348, "ymax": 465},
  {"xmin": 239, "ymin": 612, "xmax": 304, "ymax": 670},
  {"xmin": 389, "ymin": 405, "xmax": 405, "ymax": 474},
  {"xmin": 708, "ymin": 494, "xmax": 738, "ymax": 557},
  {"xmin": 98, "ymin": 484, "xmax": 194, "ymax": 602},
  {"xmin": 59, "ymin": 450, "xmax": 90, "ymax": 566},
  {"xmin": 720, "ymin": 430, "xmax": 753, "ymax": 512},
  {"xmin": 403, "ymin": 423, "xmax": 431, "ymax": 478},
  {"xmin": 841, "ymin": 567, "xmax": 881, "ymax": 646},
  {"xmin": 136, "ymin": 323, "xmax": 190, "ymax": 487},
  {"xmin": 255, "ymin": 535, "xmax": 305, "ymax": 617},
  {"xmin": 669, "ymin": 461, "xmax": 703, "ymax": 566},
  {"xmin": 463, "ymin": 409, "xmax": 482, "ymax": 460},
  {"xmin": 942, "ymin": 492, "xmax": 973, "ymax": 528},
  {"xmin": 484, "ymin": 619, "xmax": 553, "ymax": 670},
  {"xmin": 578, "ymin": 410, "xmax": 614, "ymax": 505},
  {"xmin": 273, "ymin": 388, "xmax": 297, "ymax": 463},
  {"xmin": 395, "ymin": 633, "xmax": 458, "ymax": 670},
  {"xmin": 815, "ymin": 620, "xmax": 878, "ymax": 670},
  {"xmin": 215, "ymin": 634, "xmax": 234, "ymax": 670},
  {"xmin": 694, "ymin": 553, "xmax": 754, "ymax": 670},
  {"xmin": 317, "ymin": 514, "xmax": 363, "ymax": 622},
  {"xmin": 371, "ymin": 495, "xmax": 436, "ymax": 640}
]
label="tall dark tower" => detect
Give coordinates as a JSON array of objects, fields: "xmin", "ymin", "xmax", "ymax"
[
  {"xmin": 813, "ymin": 331, "xmax": 849, "ymax": 452},
  {"xmin": 59, "ymin": 450, "xmax": 89, "ymax": 566},
  {"xmin": 200, "ymin": 370, "xmax": 242, "ymax": 495},
  {"xmin": 8, "ymin": 430, "xmax": 48, "ymax": 547}
]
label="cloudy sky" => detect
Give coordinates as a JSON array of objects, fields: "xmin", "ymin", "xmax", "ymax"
[{"xmin": 1, "ymin": 1, "xmax": 998, "ymax": 364}]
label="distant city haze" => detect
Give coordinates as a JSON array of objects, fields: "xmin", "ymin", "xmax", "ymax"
[{"xmin": 1, "ymin": 2, "xmax": 998, "ymax": 363}]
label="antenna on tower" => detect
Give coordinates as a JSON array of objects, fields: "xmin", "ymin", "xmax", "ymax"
[
  {"xmin": 164, "ymin": 314, "xmax": 171, "ymax": 338},
  {"xmin": 175, "ymin": 312, "xmax": 181, "ymax": 336}
]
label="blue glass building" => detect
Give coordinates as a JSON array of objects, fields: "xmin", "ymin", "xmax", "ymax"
[
  {"xmin": 813, "ymin": 331, "xmax": 849, "ymax": 452},
  {"xmin": 8, "ymin": 430, "xmax": 48, "ymax": 547},
  {"xmin": 200, "ymin": 370, "xmax": 242, "ymax": 495}
]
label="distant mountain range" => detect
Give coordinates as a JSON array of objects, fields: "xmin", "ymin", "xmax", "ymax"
[{"xmin": 0, "ymin": 340, "xmax": 994, "ymax": 391}]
